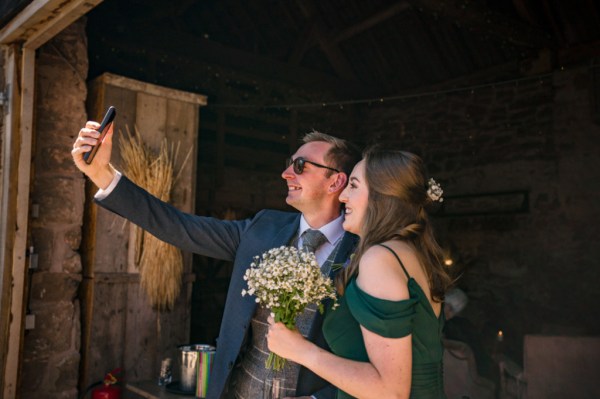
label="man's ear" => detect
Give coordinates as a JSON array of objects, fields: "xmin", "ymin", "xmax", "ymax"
[{"xmin": 329, "ymin": 173, "xmax": 348, "ymax": 193}]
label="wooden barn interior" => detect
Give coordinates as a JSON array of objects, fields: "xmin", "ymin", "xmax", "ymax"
[{"xmin": 1, "ymin": 0, "xmax": 599, "ymax": 398}]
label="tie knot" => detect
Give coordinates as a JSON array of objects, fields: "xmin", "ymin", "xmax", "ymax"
[{"xmin": 301, "ymin": 229, "xmax": 327, "ymax": 254}]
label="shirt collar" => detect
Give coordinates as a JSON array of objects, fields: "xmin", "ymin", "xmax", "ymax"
[{"xmin": 299, "ymin": 213, "xmax": 345, "ymax": 246}]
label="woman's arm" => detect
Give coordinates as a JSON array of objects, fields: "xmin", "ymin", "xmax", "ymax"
[{"xmin": 267, "ymin": 245, "xmax": 413, "ymax": 399}]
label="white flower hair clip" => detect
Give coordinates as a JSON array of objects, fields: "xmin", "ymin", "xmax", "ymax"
[{"xmin": 427, "ymin": 178, "xmax": 444, "ymax": 202}]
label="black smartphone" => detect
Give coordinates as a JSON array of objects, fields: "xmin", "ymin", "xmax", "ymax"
[{"xmin": 83, "ymin": 106, "xmax": 117, "ymax": 164}]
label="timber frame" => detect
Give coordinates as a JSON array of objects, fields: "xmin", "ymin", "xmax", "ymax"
[{"xmin": 0, "ymin": 1, "xmax": 103, "ymax": 396}]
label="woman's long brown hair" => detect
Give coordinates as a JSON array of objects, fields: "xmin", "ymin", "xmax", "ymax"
[{"xmin": 336, "ymin": 146, "xmax": 451, "ymax": 302}]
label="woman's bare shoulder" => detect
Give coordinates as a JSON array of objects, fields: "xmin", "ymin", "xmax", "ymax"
[{"xmin": 356, "ymin": 243, "xmax": 410, "ymax": 301}]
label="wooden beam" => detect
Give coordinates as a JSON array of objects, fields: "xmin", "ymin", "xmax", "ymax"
[
  {"xmin": 0, "ymin": 1, "xmax": 106, "ymax": 394},
  {"xmin": 288, "ymin": 20, "xmax": 318, "ymax": 65},
  {"xmin": 330, "ymin": 2, "xmax": 412, "ymax": 45},
  {"xmin": 0, "ymin": 0, "xmax": 102, "ymax": 49},
  {"xmin": 290, "ymin": 2, "xmax": 411, "ymax": 69},
  {"xmin": 539, "ymin": 0, "xmax": 565, "ymax": 46},
  {"xmin": 409, "ymin": 0, "xmax": 554, "ymax": 49},
  {"xmin": 98, "ymin": 28, "xmax": 379, "ymax": 98},
  {"xmin": 0, "ymin": 43, "xmax": 21, "ymax": 396},
  {"xmin": 1, "ymin": 45, "xmax": 35, "ymax": 399},
  {"xmin": 294, "ymin": 0, "xmax": 358, "ymax": 81},
  {"xmin": 96, "ymin": 73, "xmax": 207, "ymax": 106},
  {"xmin": 512, "ymin": 0, "xmax": 540, "ymax": 27},
  {"xmin": 558, "ymin": 39, "xmax": 600, "ymax": 65}
]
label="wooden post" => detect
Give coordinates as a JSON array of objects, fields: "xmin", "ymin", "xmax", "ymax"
[{"xmin": 0, "ymin": 44, "xmax": 36, "ymax": 399}]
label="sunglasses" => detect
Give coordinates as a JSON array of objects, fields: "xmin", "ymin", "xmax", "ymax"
[{"xmin": 286, "ymin": 157, "xmax": 340, "ymax": 175}]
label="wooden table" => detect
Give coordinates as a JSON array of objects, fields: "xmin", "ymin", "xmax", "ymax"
[{"xmin": 125, "ymin": 381, "xmax": 195, "ymax": 399}]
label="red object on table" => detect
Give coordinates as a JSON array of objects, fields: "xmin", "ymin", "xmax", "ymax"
[
  {"xmin": 92, "ymin": 368, "xmax": 122, "ymax": 399},
  {"xmin": 92, "ymin": 385, "xmax": 121, "ymax": 399}
]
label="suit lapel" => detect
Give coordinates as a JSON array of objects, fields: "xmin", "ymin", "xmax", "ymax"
[
  {"xmin": 329, "ymin": 232, "xmax": 358, "ymax": 277},
  {"xmin": 231, "ymin": 215, "xmax": 300, "ymax": 321},
  {"xmin": 268, "ymin": 215, "xmax": 300, "ymax": 249}
]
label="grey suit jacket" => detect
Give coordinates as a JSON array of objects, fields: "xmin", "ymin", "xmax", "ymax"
[{"xmin": 97, "ymin": 176, "xmax": 358, "ymax": 399}]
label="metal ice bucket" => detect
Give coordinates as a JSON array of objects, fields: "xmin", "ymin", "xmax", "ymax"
[{"xmin": 178, "ymin": 344, "xmax": 216, "ymax": 394}]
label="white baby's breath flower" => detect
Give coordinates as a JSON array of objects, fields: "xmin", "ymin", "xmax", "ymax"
[{"xmin": 242, "ymin": 245, "xmax": 338, "ymax": 371}]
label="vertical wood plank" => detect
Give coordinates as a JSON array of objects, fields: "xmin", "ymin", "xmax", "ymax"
[
  {"xmin": 166, "ymin": 100, "xmax": 196, "ymax": 213},
  {"xmin": 4, "ymin": 46, "xmax": 35, "ymax": 399},
  {"xmin": 84, "ymin": 278, "xmax": 128, "ymax": 388},
  {"xmin": 136, "ymin": 92, "xmax": 167, "ymax": 150},
  {"xmin": 85, "ymin": 82, "xmax": 138, "ymax": 276},
  {"xmin": 103, "ymin": 84, "xmax": 138, "ymax": 169},
  {"xmin": 124, "ymin": 91, "xmax": 167, "ymax": 381},
  {"xmin": 166, "ymin": 100, "xmax": 198, "ymax": 275},
  {"xmin": 0, "ymin": 43, "xmax": 21, "ymax": 398},
  {"xmin": 124, "ymin": 280, "xmax": 159, "ymax": 382}
]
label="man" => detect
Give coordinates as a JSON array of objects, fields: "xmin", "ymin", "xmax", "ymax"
[{"xmin": 72, "ymin": 121, "xmax": 361, "ymax": 399}]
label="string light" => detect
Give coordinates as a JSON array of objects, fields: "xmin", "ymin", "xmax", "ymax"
[{"xmin": 208, "ymin": 70, "xmax": 555, "ymax": 110}]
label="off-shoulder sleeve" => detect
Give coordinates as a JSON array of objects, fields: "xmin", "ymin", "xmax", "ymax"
[{"xmin": 345, "ymin": 278, "xmax": 418, "ymax": 338}]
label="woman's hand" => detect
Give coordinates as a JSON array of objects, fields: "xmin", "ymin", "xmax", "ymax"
[{"xmin": 266, "ymin": 315, "xmax": 311, "ymax": 364}]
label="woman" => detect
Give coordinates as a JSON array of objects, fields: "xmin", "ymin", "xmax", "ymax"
[{"xmin": 267, "ymin": 146, "xmax": 451, "ymax": 398}]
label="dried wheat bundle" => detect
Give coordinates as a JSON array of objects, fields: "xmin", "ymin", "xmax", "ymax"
[{"xmin": 120, "ymin": 125, "xmax": 189, "ymax": 310}]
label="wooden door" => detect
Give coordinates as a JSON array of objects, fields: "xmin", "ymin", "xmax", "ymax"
[{"xmin": 80, "ymin": 73, "xmax": 206, "ymax": 389}]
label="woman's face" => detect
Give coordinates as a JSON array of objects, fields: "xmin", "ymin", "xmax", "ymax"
[{"xmin": 339, "ymin": 160, "xmax": 368, "ymax": 236}]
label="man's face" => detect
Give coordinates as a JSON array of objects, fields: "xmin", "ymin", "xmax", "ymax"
[{"xmin": 282, "ymin": 141, "xmax": 338, "ymax": 214}]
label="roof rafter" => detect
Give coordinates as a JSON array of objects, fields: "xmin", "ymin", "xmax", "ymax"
[
  {"xmin": 294, "ymin": 0, "xmax": 358, "ymax": 81},
  {"xmin": 330, "ymin": 1, "xmax": 412, "ymax": 45},
  {"xmin": 290, "ymin": 2, "xmax": 412, "ymax": 68},
  {"xmin": 409, "ymin": 0, "xmax": 554, "ymax": 49},
  {"xmin": 100, "ymin": 26, "xmax": 379, "ymax": 98}
]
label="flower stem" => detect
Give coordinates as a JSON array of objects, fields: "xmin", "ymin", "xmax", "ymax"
[{"xmin": 265, "ymin": 352, "xmax": 286, "ymax": 371}]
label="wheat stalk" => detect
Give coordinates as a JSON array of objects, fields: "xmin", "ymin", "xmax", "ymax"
[{"xmin": 119, "ymin": 125, "xmax": 190, "ymax": 310}]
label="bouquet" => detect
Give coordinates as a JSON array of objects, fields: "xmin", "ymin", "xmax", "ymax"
[{"xmin": 242, "ymin": 246, "xmax": 338, "ymax": 370}]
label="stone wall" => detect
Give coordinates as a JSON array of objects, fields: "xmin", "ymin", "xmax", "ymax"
[
  {"xmin": 360, "ymin": 66, "xmax": 600, "ymax": 363},
  {"xmin": 21, "ymin": 19, "xmax": 88, "ymax": 399}
]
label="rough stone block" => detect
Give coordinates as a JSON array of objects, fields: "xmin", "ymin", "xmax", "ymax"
[
  {"xmin": 23, "ymin": 301, "xmax": 79, "ymax": 359},
  {"xmin": 29, "ymin": 272, "xmax": 81, "ymax": 303},
  {"xmin": 63, "ymin": 252, "xmax": 82, "ymax": 274},
  {"xmin": 64, "ymin": 226, "xmax": 82, "ymax": 251},
  {"xmin": 49, "ymin": 351, "xmax": 81, "ymax": 393},
  {"xmin": 37, "ymin": 143, "xmax": 82, "ymax": 173},
  {"xmin": 32, "ymin": 177, "xmax": 84, "ymax": 225},
  {"xmin": 28, "ymin": 227, "xmax": 55, "ymax": 272}
]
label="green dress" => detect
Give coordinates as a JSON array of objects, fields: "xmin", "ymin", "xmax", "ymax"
[{"xmin": 322, "ymin": 245, "xmax": 445, "ymax": 399}]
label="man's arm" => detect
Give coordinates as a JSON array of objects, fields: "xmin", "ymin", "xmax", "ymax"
[
  {"xmin": 73, "ymin": 119, "xmax": 249, "ymax": 260},
  {"xmin": 97, "ymin": 175, "xmax": 249, "ymax": 260}
]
